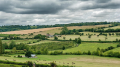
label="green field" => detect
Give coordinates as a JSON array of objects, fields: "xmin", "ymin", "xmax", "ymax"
[
  {"xmin": 2, "ymin": 39, "xmax": 39, "ymax": 44},
  {"xmin": 104, "ymin": 47, "xmax": 120, "ymax": 54},
  {"xmin": 28, "ymin": 40, "xmax": 59, "ymax": 45},
  {"xmin": 0, "ymin": 55, "xmax": 120, "ymax": 67},
  {"xmin": 61, "ymin": 43, "xmax": 118, "ymax": 53},
  {"xmin": 0, "ymin": 63, "xmax": 22, "ymax": 67},
  {"xmin": 104, "ymin": 26, "xmax": 120, "ymax": 30}
]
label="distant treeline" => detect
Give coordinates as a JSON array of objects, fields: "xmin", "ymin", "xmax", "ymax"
[{"xmin": 0, "ymin": 22, "xmax": 119, "ymax": 32}]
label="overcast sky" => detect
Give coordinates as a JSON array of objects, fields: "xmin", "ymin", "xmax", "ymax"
[{"xmin": 0, "ymin": 0, "xmax": 120, "ymax": 25}]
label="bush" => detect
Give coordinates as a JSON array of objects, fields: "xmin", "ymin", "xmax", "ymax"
[
  {"xmin": 18, "ymin": 55, "xmax": 22, "ymax": 58},
  {"xmin": 50, "ymin": 51, "xmax": 63, "ymax": 55},
  {"xmin": 50, "ymin": 62, "xmax": 57, "ymax": 67},
  {"xmin": 26, "ymin": 61, "xmax": 33, "ymax": 67},
  {"xmin": 25, "ymin": 51, "xmax": 32, "ymax": 58}
]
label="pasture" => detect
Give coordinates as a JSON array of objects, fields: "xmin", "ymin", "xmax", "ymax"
[
  {"xmin": 0, "ymin": 63, "xmax": 22, "ymax": 67},
  {"xmin": 48, "ymin": 34, "xmax": 120, "ymax": 41},
  {"xmin": 2, "ymin": 39, "xmax": 39, "ymax": 44},
  {"xmin": 104, "ymin": 47, "xmax": 120, "ymax": 54},
  {"xmin": 67, "ymin": 24, "xmax": 110, "ymax": 30},
  {"xmin": 104, "ymin": 26, "xmax": 120, "ymax": 30},
  {"xmin": 0, "ymin": 55, "xmax": 120, "ymax": 67},
  {"xmin": 54, "ymin": 43, "xmax": 118, "ymax": 53}
]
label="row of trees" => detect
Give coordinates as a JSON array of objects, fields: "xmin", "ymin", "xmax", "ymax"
[{"xmin": 2, "ymin": 22, "xmax": 120, "ymax": 32}]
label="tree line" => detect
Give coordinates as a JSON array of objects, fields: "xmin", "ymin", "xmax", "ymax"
[{"xmin": 1, "ymin": 22, "xmax": 119, "ymax": 32}]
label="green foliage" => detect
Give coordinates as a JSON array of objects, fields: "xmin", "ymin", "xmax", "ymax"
[
  {"xmin": 62, "ymin": 46, "xmax": 65, "ymax": 50},
  {"xmin": 26, "ymin": 61, "xmax": 33, "ymax": 67},
  {"xmin": 2, "ymin": 43, "xmax": 8, "ymax": 49},
  {"xmin": 54, "ymin": 36, "xmax": 58, "ymax": 40},
  {"xmin": 50, "ymin": 62, "xmax": 57, "ymax": 67},
  {"xmin": 60, "ymin": 26, "xmax": 68, "ymax": 35},
  {"xmin": 9, "ymin": 41, "xmax": 16, "ymax": 49},
  {"xmin": 74, "ymin": 37, "xmax": 81, "ymax": 44},
  {"xmin": 25, "ymin": 51, "xmax": 32, "ymax": 58},
  {"xmin": 63, "ymin": 37, "xmax": 66, "ymax": 40},
  {"xmin": 0, "ymin": 39, "xmax": 3, "ymax": 54},
  {"xmin": 34, "ymin": 34, "xmax": 46, "ymax": 40},
  {"xmin": 50, "ymin": 51, "xmax": 63, "ymax": 55},
  {"xmin": 32, "ymin": 41, "xmax": 74, "ymax": 52}
]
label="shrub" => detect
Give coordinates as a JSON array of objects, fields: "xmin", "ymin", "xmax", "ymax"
[
  {"xmin": 26, "ymin": 61, "xmax": 33, "ymax": 67},
  {"xmin": 25, "ymin": 51, "xmax": 32, "ymax": 58},
  {"xmin": 50, "ymin": 62, "xmax": 57, "ymax": 67}
]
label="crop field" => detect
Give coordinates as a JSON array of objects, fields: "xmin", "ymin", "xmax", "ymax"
[
  {"xmin": 48, "ymin": 34, "xmax": 120, "ymax": 41},
  {"xmin": 1, "ymin": 27, "xmax": 61, "ymax": 34},
  {"xmin": 0, "ymin": 55, "xmax": 120, "ymax": 67},
  {"xmin": 67, "ymin": 24, "xmax": 110, "ymax": 30}
]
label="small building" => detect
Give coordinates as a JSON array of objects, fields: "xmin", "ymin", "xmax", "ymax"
[{"xmin": 31, "ymin": 54, "xmax": 36, "ymax": 58}]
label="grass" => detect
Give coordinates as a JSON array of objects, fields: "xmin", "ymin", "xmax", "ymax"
[
  {"xmin": 103, "ymin": 47, "xmax": 120, "ymax": 54},
  {"xmin": 1, "ymin": 55, "xmax": 120, "ymax": 67},
  {"xmin": 67, "ymin": 24, "xmax": 110, "ymax": 30},
  {"xmin": 28, "ymin": 40, "xmax": 59, "ymax": 45},
  {"xmin": 0, "ymin": 63, "xmax": 22, "ymax": 67},
  {"xmin": 61, "ymin": 43, "xmax": 118, "ymax": 53},
  {"xmin": 48, "ymin": 34, "xmax": 120, "ymax": 41},
  {"xmin": 104, "ymin": 26, "xmax": 120, "ymax": 30},
  {"xmin": 2, "ymin": 39, "xmax": 39, "ymax": 44}
]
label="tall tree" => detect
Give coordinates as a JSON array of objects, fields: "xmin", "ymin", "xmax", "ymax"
[{"xmin": 0, "ymin": 39, "xmax": 2, "ymax": 54}]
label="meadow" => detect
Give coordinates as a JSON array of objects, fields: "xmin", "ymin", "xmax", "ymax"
[
  {"xmin": 1, "ymin": 55, "xmax": 120, "ymax": 67},
  {"xmin": 62, "ymin": 43, "xmax": 118, "ymax": 53},
  {"xmin": 1, "ymin": 24, "xmax": 120, "ymax": 67},
  {"xmin": 104, "ymin": 26, "xmax": 120, "ymax": 30},
  {"xmin": 48, "ymin": 34, "xmax": 120, "ymax": 41}
]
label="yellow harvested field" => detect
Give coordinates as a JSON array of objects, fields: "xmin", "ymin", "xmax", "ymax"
[
  {"xmin": 67, "ymin": 25, "xmax": 110, "ymax": 30},
  {"xmin": 1, "ymin": 27, "xmax": 61, "ymax": 34}
]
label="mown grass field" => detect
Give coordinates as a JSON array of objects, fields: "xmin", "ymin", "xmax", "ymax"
[
  {"xmin": 28, "ymin": 40, "xmax": 59, "ymax": 45},
  {"xmin": 48, "ymin": 34, "xmax": 120, "ymax": 41},
  {"xmin": 52, "ymin": 43, "xmax": 118, "ymax": 53},
  {"xmin": 0, "ymin": 55, "xmax": 120, "ymax": 67},
  {"xmin": 67, "ymin": 24, "xmax": 110, "ymax": 30},
  {"xmin": 2, "ymin": 39, "xmax": 39, "ymax": 44}
]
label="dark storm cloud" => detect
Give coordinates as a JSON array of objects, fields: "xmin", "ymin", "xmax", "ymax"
[
  {"xmin": 0, "ymin": 0, "xmax": 66, "ymax": 14},
  {"xmin": 0, "ymin": 0, "xmax": 120, "ymax": 25},
  {"xmin": 81, "ymin": 2, "xmax": 120, "ymax": 10},
  {"xmin": 95, "ymin": 0, "xmax": 111, "ymax": 3}
]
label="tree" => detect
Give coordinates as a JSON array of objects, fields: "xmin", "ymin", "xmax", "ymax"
[
  {"xmin": 62, "ymin": 46, "xmax": 65, "ymax": 50},
  {"xmin": 88, "ymin": 35, "xmax": 91, "ymax": 39},
  {"xmin": 25, "ymin": 51, "xmax": 32, "ymax": 58},
  {"xmin": 0, "ymin": 39, "xmax": 2, "ymax": 54},
  {"xmin": 60, "ymin": 26, "xmax": 68, "ymax": 35},
  {"xmin": 77, "ymin": 37, "xmax": 81, "ymax": 44},
  {"xmin": 105, "ymin": 37, "xmax": 107, "ymax": 41},
  {"xmin": 54, "ymin": 36, "xmax": 58, "ymax": 40},
  {"xmin": 69, "ymin": 38, "xmax": 72, "ymax": 41},
  {"xmin": 63, "ymin": 37, "xmax": 66, "ymax": 40},
  {"xmin": 12, "ymin": 47, "xmax": 16, "ymax": 53},
  {"xmin": 9, "ymin": 41, "xmax": 16, "ymax": 49}
]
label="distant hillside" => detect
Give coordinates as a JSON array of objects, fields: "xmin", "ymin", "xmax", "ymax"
[{"xmin": 0, "ymin": 22, "xmax": 116, "ymax": 32}]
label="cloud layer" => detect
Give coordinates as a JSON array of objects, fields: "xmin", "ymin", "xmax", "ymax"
[{"xmin": 0, "ymin": 0, "xmax": 120, "ymax": 25}]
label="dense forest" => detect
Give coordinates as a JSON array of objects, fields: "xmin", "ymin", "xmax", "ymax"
[{"xmin": 0, "ymin": 22, "xmax": 119, "ymax": 32}]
